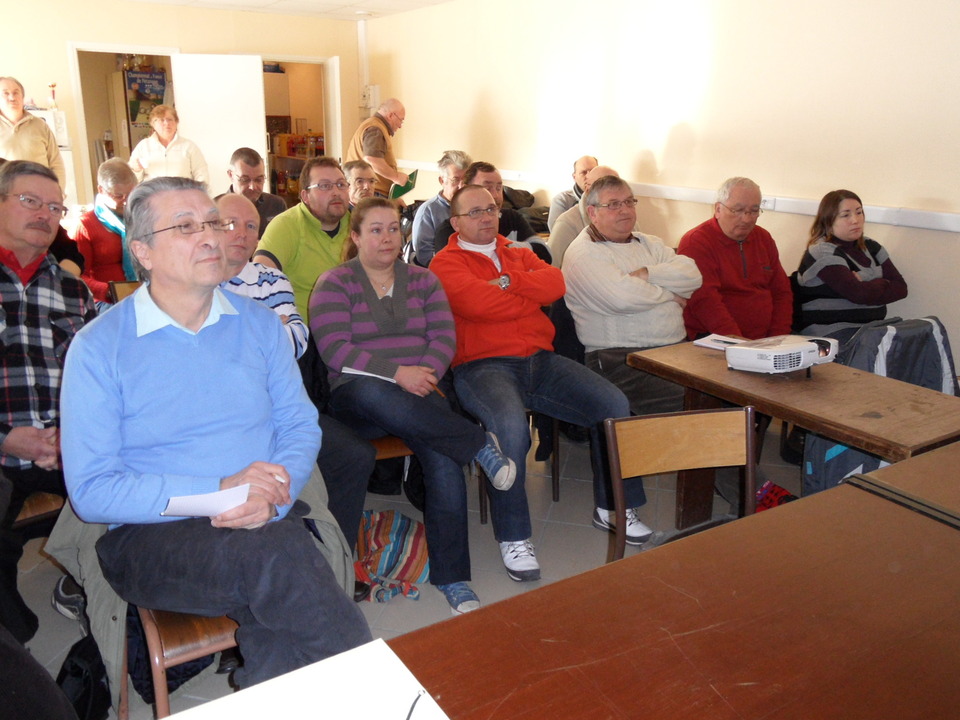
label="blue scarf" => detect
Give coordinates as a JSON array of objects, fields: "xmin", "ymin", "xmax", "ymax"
[{"xmin": 93, "ymin": 194, "xmax": 136, "ymax": 281}]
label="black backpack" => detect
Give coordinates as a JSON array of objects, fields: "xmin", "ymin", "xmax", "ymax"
[{"xmin": 56, "ymin": 636, "xmax": 110, "ymax": 720}]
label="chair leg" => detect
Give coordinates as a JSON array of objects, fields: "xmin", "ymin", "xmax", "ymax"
[
  {"xmin": 551, "ymin": 417, "xmax": 561, "ymax": 502},
  {"xmin": 475, "ymin": 462, "xmax": 488, "ymax": 525},
  {"xmin": 118, "ymin": 625, "xmax": 130, "ymax": 720},
  {"xmin": 139, "ymin": 607, "xmax": 173, "ymax": 718}
]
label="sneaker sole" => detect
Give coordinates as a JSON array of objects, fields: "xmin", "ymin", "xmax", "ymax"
[
  {"xmin": 505, "ymin": 566, "xmax": 541, "ymax": 582},
  {"xmin": 450, "ymin": 600, "xmax": 481, "ymax": 615},
  {"xmin": 592, "ymin": 517, "xmax": 653, "ymax": 546}
]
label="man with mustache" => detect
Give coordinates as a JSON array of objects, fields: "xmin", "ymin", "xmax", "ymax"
[
  {"xmin": 254, "ymin": 156, "xmax": 351, "ymax": 321},
  {"xmin": 0, "ymin": 160, "xmax": 95, "ymax": 642}
]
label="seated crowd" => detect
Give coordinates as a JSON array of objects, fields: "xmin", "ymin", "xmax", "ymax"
[{"xmin": 2, "ymin": 91, "xmax": 923, "ymax": 699}]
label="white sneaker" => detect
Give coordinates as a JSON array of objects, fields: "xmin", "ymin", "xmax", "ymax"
[
  {"xmin": 499, "ymin": 539, "xmax": 540, "ymax": 582},
  {"xmin": 593, "ymin": 507, "xmax": 653, "ymax": 546}
]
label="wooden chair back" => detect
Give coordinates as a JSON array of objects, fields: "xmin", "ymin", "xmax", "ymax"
[
  {"xmin": 604, "ymin": 406, "xmax": 757, "ymax": 561},
  {"xmin": 108, "ymin": 280, "xmax": 141, "ymax": 303}
]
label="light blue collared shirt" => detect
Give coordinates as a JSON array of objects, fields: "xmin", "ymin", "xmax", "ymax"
[{"xmin": 134, "ymin": 284, "xmax": 239, "ymax": 337}]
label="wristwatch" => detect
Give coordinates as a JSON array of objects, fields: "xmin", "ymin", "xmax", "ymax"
[{"xmin": 497, "ymin": 273, "xmax": 511, "ymax": 291}]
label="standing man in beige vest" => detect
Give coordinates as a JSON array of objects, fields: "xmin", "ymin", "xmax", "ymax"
[{"xmin": 344, "ymin": 99, "xmax": 408, "ymax": 197}]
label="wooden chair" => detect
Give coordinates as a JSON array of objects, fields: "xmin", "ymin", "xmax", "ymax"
[
  {"xmin": 12, "ymin": 491, "xmax": 65, "ymax": 530},
  {"xmin": 118, "ymin": 609, "xmax": 239, "ymax": 719},
  {"xmin": 107, "ymin": 280, "xmax": 141, "ymax": 303},
  {"xmin": 604, "ymin": 406, "xmax": 757, "ymax": 562}
]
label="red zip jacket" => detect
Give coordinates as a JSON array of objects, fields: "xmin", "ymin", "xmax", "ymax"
[{"xmin": 430, "ymin": 234, "xmax": 564, "ymax": 366}]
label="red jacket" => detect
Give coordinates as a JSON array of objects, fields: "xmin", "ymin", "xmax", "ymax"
[
  {"xmin": 430, "ymin": 235, "xmax": 564, "ymax": 366},
  {"xmin": 677, "ymin": 218, "xmax": 792, "ymax": 340}
]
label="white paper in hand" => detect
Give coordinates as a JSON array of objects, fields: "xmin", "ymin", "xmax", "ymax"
[{"xmin": 161, "ymin": 484, "xmax": 250, "ymax": 517}]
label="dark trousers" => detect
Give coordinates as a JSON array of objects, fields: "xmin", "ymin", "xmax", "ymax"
[
  {"xmin": 329, "ymin": 377, "xmax": 484, "ymax": 585},
  {"xmin": 317, "ymin": 413, "xmax": 375, "ymax": 553},
  {"xmin": 0, "ymin": 466, "xmax": 65, "ymax": 643},
  {"xmin": 95, "ymin": 501, "xmax": 371, "ymax": 688}
]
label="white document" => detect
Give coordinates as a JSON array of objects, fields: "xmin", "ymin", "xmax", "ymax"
[
  {"xmin": 341, "ymin": 366, "xmax": 397, "ymax": 383},
  {"xmin": 692, "ymin": 333, "xmax": 746, "ymax": 351},
  {"xmin": 161, "ymin": 484, "xmax": 249, "ymax": 517},
  {"xmin": 171, "ymin": 638, "xmax": 450, "ymax": 718}
]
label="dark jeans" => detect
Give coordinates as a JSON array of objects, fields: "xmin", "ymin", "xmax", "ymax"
[
  {"xmin": 0, "ymin": 466, "xmax": 65, "ymax": 643},
  {"xmin": 329, "ymin": 377, "xmax": 485, "ymax": 586},
  {"xmin": 317, "ymin": 413, "xmax": 375, "ymax": 553},
  {"xmin": 453, "ymin": 351, "xmax": 635, "ymax": 542},
  {"xmin": 95, "ymin": 501, "xmax": 371, "ymax": 688},
  {"xmin": 586, "ymin": 347, "xmax": 685, "ymax": 417}
]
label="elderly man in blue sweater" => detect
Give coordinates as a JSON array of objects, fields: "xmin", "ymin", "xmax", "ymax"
[{"xmin": 60, "ymin": 177, "xmax": 370, "ymax": 688}]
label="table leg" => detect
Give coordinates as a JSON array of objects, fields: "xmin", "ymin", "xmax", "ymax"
[{"xmin": 676, "ymin": 388, "xmax": 722, "ymax": 529}]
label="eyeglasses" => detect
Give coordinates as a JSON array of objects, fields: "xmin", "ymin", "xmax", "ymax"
[
  {"xmin": 222, "ymin": 218, "xmax": 258, "ymax": 233},
  {"xmin": 144, "ymin": 219, "xmax": 232, "ymax": 238},
  {"xmin": 350, "ymin": 178, "xmax": 376, "ymax": 187},
  {"xmin": 719, "ymin": 202, "xmax": 763, "ymax": 218},
  {"xmin": 596, "ymin": 198, "xmax": 639, "ymax": 211},
  {"xmin": 3, "ymin": 193, "xmax": 67, "ymax": 218},
  {"xmin": 304, "ymin": 182, "xmax": 348, "ymax": 192},
  {"xmin": 454, "ymin": 205, "xmax": 499, "ymax": 220},
  {"xmin": 234, "ymin": 175, "xmax": 265, "ymax": 186}
]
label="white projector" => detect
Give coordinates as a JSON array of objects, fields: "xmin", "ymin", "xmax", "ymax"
[{"xmin": 724, "ymin": 335, "xmax": 838, "ymax": 374}]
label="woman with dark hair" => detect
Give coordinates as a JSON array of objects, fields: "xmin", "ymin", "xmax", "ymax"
[
  {"xmin": 795, "ymin": 189, "xmax": 907, "ymax": 340},
  {"xmin": 310, "ymin": 197, "xmax": 515, "ymax": 616}
]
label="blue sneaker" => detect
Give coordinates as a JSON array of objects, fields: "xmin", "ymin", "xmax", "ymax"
[
  {"xmin": 437, "ymin": 582, "xmax": 480, "ymax": 615},
  {"xmin": 475, "ymin": 432, "xmax": 516, "ymax": 491}
]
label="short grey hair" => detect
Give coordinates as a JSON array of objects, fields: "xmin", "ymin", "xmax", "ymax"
[
  {"xmin": 584, "ymin": 175, "xmax": 632, "ymax": 208},
  {"xmin": 97, "ymin": 158, "xmax": 136, "ymax": 191},
  {"xmin": 717, "ymin": 177, "xmax": 760, "ymax": 204},
  {"xmin": 0, "ymin": 160, "xmax": 59, "ymax": 196},
  {"xmin": 342, "ymin": 159, "xmax": 373, "ymax": 180},
  {"xmin": 438, "ymin": 150, "xmax": 472, "ymax": 174},
  {"xmin": 126, "ymin": 176, "xmax": 207, "ymax": 281},
  {"xmin": 0, "ymin": 77, "xmax": 25, "ymax": 94}
]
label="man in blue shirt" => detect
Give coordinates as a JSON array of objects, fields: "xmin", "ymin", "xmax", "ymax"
[{"xmin": 60, "ymin": 176, "xmax": 369, "ymax": 687}]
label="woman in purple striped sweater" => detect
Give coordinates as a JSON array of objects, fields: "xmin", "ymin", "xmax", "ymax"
[{"xmin": 309, "ymin": 197, "xmax": 515, "ymax": 616}]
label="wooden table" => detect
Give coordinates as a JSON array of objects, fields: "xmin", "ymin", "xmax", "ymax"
[
  {"xmin": 628, "ymin": 342, "xmax": 960, "ymax": 527},
  {"xmin": 390, "ymin": 486, "xmax": 960, "ymax": 719},
  {"xmin": 848, "ymin": 440, "xmax": 960, "ymax": 526}
]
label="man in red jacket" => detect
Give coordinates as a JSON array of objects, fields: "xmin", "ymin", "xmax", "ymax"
[
  {"xmin": 677, "ymin": 177, "xmax": 792, "ymax": 340},
  {"xmin": 431, "ymin": 186, "xmax": 632, "ymax": 582}
]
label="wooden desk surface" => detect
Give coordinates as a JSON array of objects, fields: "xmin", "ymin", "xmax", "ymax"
[
  {"xmin": 390, "ymin": 488, "xmax": 960, "ymax": 719},
  {"xmin": 849, "ymin": 441, "xmax": 960, "ymax": 524},
  {"xmin": 628, "ymin": 342, "xmax": 960, "ymax": 461}
]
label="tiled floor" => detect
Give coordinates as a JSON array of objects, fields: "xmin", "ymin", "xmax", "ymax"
[{"xmin": 20, "ymin": 421, "xmax": 802, "ymax": 718}]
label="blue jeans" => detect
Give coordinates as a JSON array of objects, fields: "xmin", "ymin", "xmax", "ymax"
[
  {"xmin": 96, "ymin": 501, "xmax": 371, "ymax": 688},
  {"xmin": 329, "ymin": 377, "xmax": 485, "ymax": 585},
  {"xmin": 454, "ymin": 351, "xmax": 637, "ymax": 542}
]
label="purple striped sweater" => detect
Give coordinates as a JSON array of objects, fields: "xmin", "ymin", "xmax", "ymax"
[{"xmin": 310, "ymin": 258, "xmax": 456, "ymax": 389}]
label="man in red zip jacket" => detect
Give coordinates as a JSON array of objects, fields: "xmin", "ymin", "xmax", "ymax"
[{"xmin": 431, "ymin": 185, "xmax": 632, "ymax": 583}]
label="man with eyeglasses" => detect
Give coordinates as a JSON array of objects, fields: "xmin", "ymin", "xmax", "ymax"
[
  {"xmin": 344, "ymin": 98, "xmax": 409, "ymax": 198},
  {"xmin": 431, "ymin": 161, "xmax": 549, "ymax": 264},
  {"xmin": 58, "ymin": 176, "xmax": 371, "ymax": 690},
  {"xmin": 342, "ymin": 160, "xmax": 377, "ymax": 209},
  {"xmin": 411, "ymin": 149, "xmax": 472, "ymax": 266},
  {"xmin": 226, "ymin": 147, "xmax": 286, "ymax": 238},
  {"xmin": 254, "ymin": 156, "xmax": 350, "ymax": 321},
  {"xmin": 431, "ymin": 184, "xmax": 629, "ymax": 583},
  {"xmin": 678, "ymin": 176, "xmax": 792, "ymax": 340},
  {"xmin": 548, "ymin": 164, "xmax": 634, "ymax": 267},
  {"xmin": 0, "ymin": 161, "xmax": 96, "ymax": 643},
  {"xmin": 562, "ymin": 176, "xmax": 701, "ymax": 542}
]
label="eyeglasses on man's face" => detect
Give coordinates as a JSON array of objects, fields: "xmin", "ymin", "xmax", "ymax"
[
  {"xmin": 305, "ymin": 182, "xmax": 348, "ymax": 193},
  {"xmin": 144, "ymin": 219, "xmax": 234, "ymax": 238},
  {"xmin": 454, "ymin": 205, "xmax": 499, "ymax": 220},
  {"xmin": 596, "ymin": 198, "xmax": 639, "ymax": 211},
  {"xmin": 2, "ymin": 193, "xmax": 67, "ymax": 218},
  {"xmin": 719, "ymin": 202, "xmax": 762, "ymax": 219}
]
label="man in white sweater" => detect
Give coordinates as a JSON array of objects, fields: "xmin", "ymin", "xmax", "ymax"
[{"xmin": 562, "ymin": 175, "xmax": 702, "ymax": 417}]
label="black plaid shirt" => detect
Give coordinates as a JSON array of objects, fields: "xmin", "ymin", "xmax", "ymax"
[{"xmin": 0, "ymin": 256, "xmax": 96, "ymax": 469}]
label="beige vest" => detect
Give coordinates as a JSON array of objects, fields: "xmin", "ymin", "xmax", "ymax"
[{"xmin": 345, "ymin": 114, "xmax": 396, "ymax": 196}]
